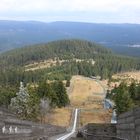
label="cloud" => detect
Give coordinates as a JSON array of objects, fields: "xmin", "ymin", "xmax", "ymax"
[
  {"xmin": 0, "ymin": 0, "xmax": 140, "ymax": 23},
  {"xmin": 0, "ymin": 0, "xmax": 139, "ymax": 12}
]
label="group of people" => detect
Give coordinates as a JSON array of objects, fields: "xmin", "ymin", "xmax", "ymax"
[{"xmin": 2, "ymin": 126, "xmax": 18, "ymax": 134}]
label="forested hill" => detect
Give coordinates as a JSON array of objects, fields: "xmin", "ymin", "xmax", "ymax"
[
  {"xmin": 0, "ymin": 39, "xmax": 140, "ymax": 85},
  {"xmin": 0, "ymin": 39, "xmax": 111, "ymax": 66}
]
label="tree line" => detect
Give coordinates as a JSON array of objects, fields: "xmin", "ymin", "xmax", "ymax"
[
  {"xmin": 0, "ymin": 40, "xmax": 140, "ymax": 86},
  {"xmin": 0, "ymin": 80, "xmax": 69, "ymax": 121},
  {"xmin": 107, "ymin": 81, "xmax": 140, "ymax": 115},
  {"xmin": 0, "ymin": 56, "xmax": 140, "ymax": 86}
]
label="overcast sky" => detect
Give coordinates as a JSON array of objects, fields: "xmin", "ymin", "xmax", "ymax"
[{"xmin": 0, "ymin": 0, "xmax": 140, "ymax": 23}]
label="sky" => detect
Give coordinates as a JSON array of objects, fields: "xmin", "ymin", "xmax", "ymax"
[{"xmin": 0, "ymin": 0, "xmax": 140, "ymax": 23}]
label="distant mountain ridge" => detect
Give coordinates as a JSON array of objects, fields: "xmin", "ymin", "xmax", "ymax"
[{"xmin": 0, "ymin": 20, "xmax": 140, "ymax": 56}]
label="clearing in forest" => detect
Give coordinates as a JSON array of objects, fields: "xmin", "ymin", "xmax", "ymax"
[{"xmin": 45, "ymin": 75, "xmax": 112, "ymax": 127}]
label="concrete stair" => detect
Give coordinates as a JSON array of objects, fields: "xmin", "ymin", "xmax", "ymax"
[
  {"xmin": 0, "ymin": 108, "xmax": 66, "ymax": 140},
  {"xmin": 78, "ymin": 123, "xmax": 125, "ymax": 140}
]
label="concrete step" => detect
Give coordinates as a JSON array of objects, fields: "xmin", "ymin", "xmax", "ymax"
[{"xmin": 70, "ymin": 138, "xmax": 84, "ymax": 140}]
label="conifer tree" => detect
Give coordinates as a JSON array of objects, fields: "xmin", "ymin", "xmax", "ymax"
[
  {"xmin": 114, "ymin": 83, "xmax": 134, "ymax": 115},
  {"xmin": 53, "ymin": 81, "xmax": 70, "ymax": 107},
  {"xmin": 129, "ymin": 82, "xmax": 136, "ymax": 100},
  {"xmin": 10, "ymin": 82, "xmax": 29, "ymax": 118}
]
